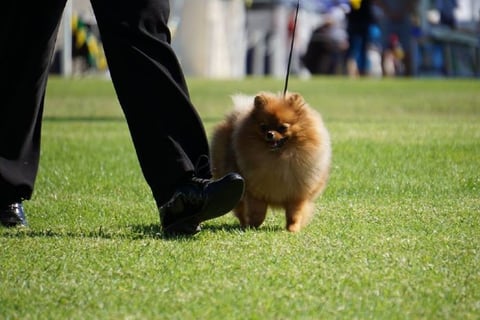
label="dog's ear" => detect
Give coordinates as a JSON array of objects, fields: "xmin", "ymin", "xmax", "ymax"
[
  {"xmin": 286, "ymin": 93, "xmax": 305, "ymax": 109},
  {"xmin": 287, "ymin": 93, "xmax": 305, "ymax": 110},
  {"xmin": 254, "ymin": 94, "xmax": 268, "ymax": 110}
]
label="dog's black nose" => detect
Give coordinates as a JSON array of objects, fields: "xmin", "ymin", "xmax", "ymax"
[{"xmin": 266, "ymin": 131, "xmax": 275, "ymax": 141}]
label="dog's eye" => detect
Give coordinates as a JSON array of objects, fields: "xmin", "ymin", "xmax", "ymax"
[
  {"xmin": 259, "ymin": 123, "xmax": 268, "ymax": 132},
  {"xmin": 277, "ymin": 123, "xmax": 290, "ymax": 133}
]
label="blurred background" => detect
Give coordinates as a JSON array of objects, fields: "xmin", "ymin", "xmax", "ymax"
[{"xmin": 51, "ymin": 0, "xmax": 480, "ymax": 78}]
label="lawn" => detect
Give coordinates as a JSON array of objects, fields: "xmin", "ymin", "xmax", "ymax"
[{"xmin": 1, "ymin": 76, "xmax": 479, "ymax": 320}]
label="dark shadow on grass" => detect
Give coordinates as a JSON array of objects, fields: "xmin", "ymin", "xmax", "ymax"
[
  {"xmin": 130, "ymin": 222, "xmax": 284, "ymax": 239},
  {"xmin": 0, "ymin": 225, "xmax": 161, "ymax": 240},
  {"xmin": 201, "ymin": 222, "xmax": 284, "ymax": 233},
  {"xmin": 0, "ymin": 221, "xmax": 284, "ymax": 240},
  {"xmin": 129, "ymin": 223, "xmax": 200, "ymax": 241}
]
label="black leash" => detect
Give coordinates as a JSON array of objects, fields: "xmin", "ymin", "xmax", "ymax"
[{"xmin": 283, "ymin": 0, "xmax": 300, "ymax": 98}]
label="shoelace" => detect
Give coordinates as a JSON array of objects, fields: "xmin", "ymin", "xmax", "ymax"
[
  {"xmin": 163, "ymin": 155, "xmax": 211, "ymax": 211},
  {"xmin": 183, "ymin": 177, "xmax": 208, "ymax": 208},
  {"xmin": 194, "ymin": 154, "xmax": 212, "ymax": 179}
]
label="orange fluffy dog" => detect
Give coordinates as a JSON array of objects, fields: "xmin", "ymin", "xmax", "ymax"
[{"xmin": 210, "ymin": 92, "xmax": 331, "ymax": 232}]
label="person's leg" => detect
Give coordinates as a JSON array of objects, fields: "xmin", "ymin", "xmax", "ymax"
[
  {"xmin": 91, "ymin": 0, "xmax": 244, "ymax": 235},
  {"xmin": 90, "ymin": 0, "xmax": 211, "ymax": 206},
  {"xmin": 396, "ymin": 22, "xmax": 417, "ymax": 77},
  {"xmin": 358, "ymin": 28, "xmax": 371, "ymax": 75},
  {"xmin": 346, "ymin": 33, "xmax": 362, "ymax": 77},
  {"xmin": 0, "ymin": 0, "xmax": 67, "ymax": 226}
]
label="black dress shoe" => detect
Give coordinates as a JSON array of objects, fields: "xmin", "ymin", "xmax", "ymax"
[
  {"xmin": 0, "ymin": 202, "xmax": 28, "ymax": 227},
  {"xmin": 159, "ymin": 172, "xmax": 244, "ymax": 236}
]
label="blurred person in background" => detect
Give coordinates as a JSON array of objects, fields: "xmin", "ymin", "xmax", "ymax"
[
  {"xmin": 436, "ymin": 0, "xmax": 458, "ymax": 29},
  {"xmin": 345, "ymin": 0, "xmax": 377, "ymax": 76},
  {"xmin": 382, "ymin": 33, "xmax": 406, "ymax": 76},
  {"xmin": 302, "ymin": 2, "xmax": 349, "ymax": 75},
  {"xmin": 375, "ymin": 0, "xmax": 419, "ymax": 76}
]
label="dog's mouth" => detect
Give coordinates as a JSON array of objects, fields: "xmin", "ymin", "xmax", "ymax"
[{"xmin": 268, "ymin": 137, "xmax": 288, "ymax": 150}]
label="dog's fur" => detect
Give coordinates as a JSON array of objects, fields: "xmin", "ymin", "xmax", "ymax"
[{"xmin": 210, "ymin": 91, "xmax": 331, "ymax": 232}]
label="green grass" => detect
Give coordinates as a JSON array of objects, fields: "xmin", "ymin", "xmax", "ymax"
[{"xmin": 1, "ymin": 76, "xmax": 479, "ymax": 319}]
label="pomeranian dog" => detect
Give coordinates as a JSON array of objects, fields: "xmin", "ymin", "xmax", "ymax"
[{"xmin": 210, "ymin": 91, "xmax": 331, "ymax": 232}]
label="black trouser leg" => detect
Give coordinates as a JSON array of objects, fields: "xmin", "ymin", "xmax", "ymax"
[
  {"xmin": 0, "ymin": 1, "xmax": 67, "ymax": 204},
  {"xmin": 90, "ymin": 0, "xmax": 211, "ymax": 206}
]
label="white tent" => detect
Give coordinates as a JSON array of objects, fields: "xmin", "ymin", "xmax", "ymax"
[{"xmin": 172, "ymin": 0, "xmax": 247, "ymax": 79}]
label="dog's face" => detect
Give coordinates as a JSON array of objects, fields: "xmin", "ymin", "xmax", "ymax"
[{"xmin": 250, "ymin": 92, "xmax": 305, "ymax": 151}]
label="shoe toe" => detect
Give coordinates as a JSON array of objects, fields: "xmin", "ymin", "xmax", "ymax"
[
  {"xmin": 159, "ymin": 172, "xmax": 245, "ymax": 236},
  {"xmin": 0, "ymin": 202, "xmax": 28, "ymax": 227},
  {"xmin": 199, "ymin": 172, "xmax": 244, "ymax": 221}
]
